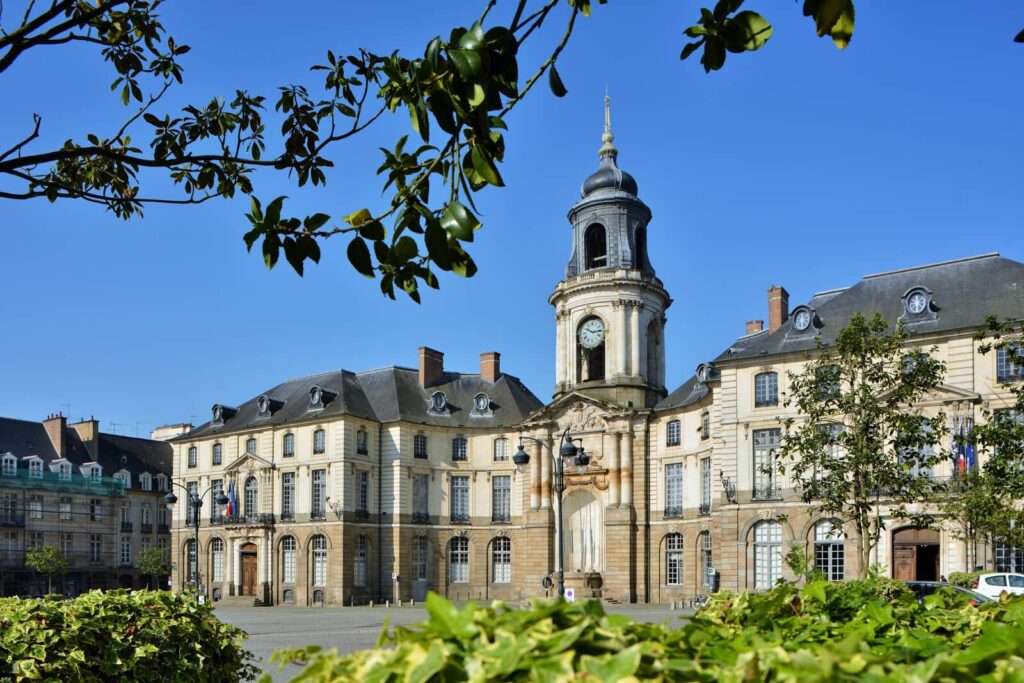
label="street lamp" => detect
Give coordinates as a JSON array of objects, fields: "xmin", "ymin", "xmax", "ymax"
[
  {"xmin": 164, "ymin": 483, "xmax": 229, "ymax": 594},
  {"xmin": 512, "ymin": 426, "xmax": 590, "ymax": 599}
]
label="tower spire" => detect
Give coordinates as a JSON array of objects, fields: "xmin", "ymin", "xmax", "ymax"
[{"xmin": 599, "ymin": 88, "xmax": 617, "ymax": 158}]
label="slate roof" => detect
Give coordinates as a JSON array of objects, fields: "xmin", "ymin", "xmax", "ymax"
[
  {"xmin": 178, "ymin": 366, "xmax": 544, "ymax": 440},
  {"xmin": 658, "ymin": 253, "xmax": 1024, "ymax": 410},
  {"xmin": 0, "ymin": 416, "xmax": 171, "ymax": 477}
]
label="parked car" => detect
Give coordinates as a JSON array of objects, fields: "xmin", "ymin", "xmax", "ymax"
[
  {"xmin": 971, "ymin": 573, "xmax": 1024, "ymax": 600},
  {"xmin": 904, "ymin": 581, "xmax": 993, "ymax": 606}
]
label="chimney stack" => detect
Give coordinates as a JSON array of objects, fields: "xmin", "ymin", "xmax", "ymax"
[
  {"xmin": 481, "ymin": 352, "xmax": 501, "ymax": 383},
  {"xmin": 768, "ymin": 286, "xmax": 790, "ymax": 333},
  {"xmin": 70, "ymin": 416, "xmax": 101, "ymax": 459},
  {"xmin": 419, "ymin": 347, "xmax": 444, "ymax": 388},
  {"xmin": 43, "ymin": 413, "xmax": 67, "ymax": 458},
  {"xmin": 746, "ymin": 320, "xmax": 764, "ymax": 335}
]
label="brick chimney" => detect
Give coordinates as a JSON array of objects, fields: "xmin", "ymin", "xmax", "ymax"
[
  {"xmin": 481, "ymin": 352, "xmax": 501, "ymax": 383},
  {"xmin": 419, "ymin": 347, "xmax": 444, "ymax": 387},
  {"xmin": 768, "ymin": 286, "xmax": 790, "ymax": 333},
  {"xmin": 43, "ymin": 413, "xmax": 67, "ymax": 458},
  {"xmin": 746, "ymin": 320, "xmax": 764, "ymax": 335},
  {"xmin": 70, "ymin": 417, "xmax": 100, "ymax": 459}
]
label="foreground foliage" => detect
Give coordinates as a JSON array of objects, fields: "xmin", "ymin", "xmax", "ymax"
[
  {"xmin": 0, "ymin": 589, "xmax": 257, "ymax": 682},
  {"xmin": 269, "ymin": 581, "xmax": 1024, "ymax": 682}
]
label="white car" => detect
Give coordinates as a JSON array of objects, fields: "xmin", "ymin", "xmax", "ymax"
[{"xmin": 972, "ymin": 573, "xmax": 1024, "ymax": 599}]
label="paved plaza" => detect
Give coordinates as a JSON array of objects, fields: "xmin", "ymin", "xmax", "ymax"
[{"xmin": 215, "ymin": 602, "xmax": 693, "ymax": 681}]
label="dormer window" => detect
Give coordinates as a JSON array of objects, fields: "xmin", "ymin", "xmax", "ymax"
[
  {"xmin": 84, "ymin": 464, "xmax": 102, "ymax": 483},
  {"xmin": 1, "ymin": 454, "xmax": 15, "ymax": 477},
  {"xmin": 428, "ymin": 391, "xmax": 450, "ymax": 416},
  {"xmin": 140, "ymin": 472, "xmax": 152, "ymax": 491},
  {"xmin": 471, "ymin": 393, "xmax": 493, "ymax": 417},
  {"xmin": 696, "ymin": 363, "xmax": 713, "ymax": 385},
  {"xmin": 308, "ymin": 385, "xmax": 337, "ymax": 410},
  {"xmin": 156, "ymin": 474, "xmax": 168, "ymax": 492},
  {"xmin": 28, "ymin": 459, "xmax": 42, "ymax": 479},
  {"xmin": 901, "ymin": 287, "xmax": 938, "ymax": 322},
  {"xmin": 52, "ymin": 460, "xmax": 71, "ymax": 481},
  {"xmin": 212, "ymin": 404, "xmax": 223, "ymax": 423},
  {"xmin": 257, "ymin": 395, "xmax": 283, "ymax": 417},
  {"xmin": 114, "ymin": 470, "xmax": 131, "ymax": 489},
  {"xmin": 790, "ymin": 306, "xmax": 818, "ymax": 333}
]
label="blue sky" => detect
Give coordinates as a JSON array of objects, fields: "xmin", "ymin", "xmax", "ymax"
[{"xmin": 1, "ymin": 1, "xmax": 1021, "ymax": 434}]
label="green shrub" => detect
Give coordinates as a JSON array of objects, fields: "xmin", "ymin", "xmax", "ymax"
[
  {"xmin": 949, "ymin": 571, "xmax": 982, "ymax": 588},
  {"xmin": 267, "ymin": 582, "xmax": 1024, "ymax": 682},
  {"xmin": 0, "ymin": 589, "xmax": 257, "ymax": 682}
]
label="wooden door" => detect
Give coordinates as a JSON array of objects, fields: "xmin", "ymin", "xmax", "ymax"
[
  {"xmin": 894, "ymin": 546, "xmax": 916, "ymax": 581},
  {"xmin": 240, "ymin": 553, "xmax": 257, "ymax": 596}
]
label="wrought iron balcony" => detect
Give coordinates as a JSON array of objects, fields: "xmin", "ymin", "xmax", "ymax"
[
  {"xmin": 212, "ymin": 513, "xmax": 275, "ymax": 527},
  {"xmin": 411, "ymin": 511, "xmax": 430, "ymax": 524},
  {"xmin": 140, "ymin": 523, "xmax": 153, "ymax": 535},
  {"xmin": 0, "ymin": 515, "xmax": 25, "ymax": 527},
  {"xmin": 450, "ymin": 512, "xmax": 471, "ymax": 525},
  {"xmin": 698, "ymin": 502, "xmax": 711, "ymax": 516},
  {"xmin": 354, "ymin": 509, "xmax": 370, "ymax": 522},
  {"xmin": 279, "ymin": 513, "xmax": 295, "ymax": 522},
  {"xmin": 157, "ymin": 524, "xmax": 169, "ymax": 534},
  {"xmin": 491, "ymin": 512, "xmax": 511, "ymax": 524},
  {"xmin": 752, "ymin": 484, "xmax": 782, "ymax": 501},
  {"xmin": 120, "ymin": 522, "xmax": 133, "ymax": 533},
  {"xmin": 663, "ymin": 506, "xmax": 683, "ymax": 519},
  {"xmin": 310, "ymin": 512, "xmax": 326, "ymax": 521}
]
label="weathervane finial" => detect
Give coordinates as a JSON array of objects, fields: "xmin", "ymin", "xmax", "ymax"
[{"xmin": 599, "ymin": 87, "xmax": 617, "ymax": 158}]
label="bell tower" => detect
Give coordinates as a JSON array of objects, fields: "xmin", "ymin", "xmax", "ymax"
[{"xmin": 550, "ymin": 94, "xmax": 672, "ymax": 408}]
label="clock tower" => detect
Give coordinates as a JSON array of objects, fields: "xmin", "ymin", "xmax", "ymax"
[{"xmin": 550, "ymin": 95, "xmax": 672, "ymax": 408}]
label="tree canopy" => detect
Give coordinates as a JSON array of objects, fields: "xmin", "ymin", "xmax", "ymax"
[{"xmin": 1, "ymin": 1, "xmax": 1020, "ymax": 300}]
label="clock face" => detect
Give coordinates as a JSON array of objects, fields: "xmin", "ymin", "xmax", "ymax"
[
  {"xmin": 794, "ymin": 310, "xmax": 811, "ymax": 331},
  {"xmin": 907, "ymin": 292, "xmax": 927, "ymax": 315},
  {"xmin": 578, "ymin": 318, "xmax": 605, "ymax": 349},
  {"xmin": 431, "ymin": 392, "xmax": 447, "ymax": 411}
]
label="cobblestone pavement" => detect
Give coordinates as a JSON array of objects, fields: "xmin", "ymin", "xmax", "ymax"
[{"xmin": 216, "ymin": 602, "xmax": 694, "ymax": 681}]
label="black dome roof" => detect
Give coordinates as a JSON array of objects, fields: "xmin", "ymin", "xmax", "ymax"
[{"xmin": 581, "ymin": 152, "xmax": 638, "ymax": 197}]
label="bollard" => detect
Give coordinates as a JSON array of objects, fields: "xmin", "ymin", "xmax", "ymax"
[
  {"xmin": 369, "ymin": 600, "xmax": 374, "ymax": 608},
  {"xmin": 411, "ymin": 598, "xmax": 415, "ymax": 606},
  {"xmin": 398, "ymin": 599, "xmax": 403, "ymax": 607},
  {"xmin": 386, "ymin": 600, "xmax": 390, "ymax": 608}
]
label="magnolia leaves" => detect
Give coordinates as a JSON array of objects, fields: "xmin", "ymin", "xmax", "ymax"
[{"xmin": 682, "ymin": 0, "xmax": 858, "ymax": 72}]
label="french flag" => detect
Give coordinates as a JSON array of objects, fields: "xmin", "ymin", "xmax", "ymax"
[{"xmin": 225, "ymin": 480, "xmax": 236, "ymax": 517}]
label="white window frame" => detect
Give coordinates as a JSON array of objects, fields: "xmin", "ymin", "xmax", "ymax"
[
  {"xmin": 492, "ymin": 537, "xmax": 511, "ymax": 583},
  {"xmin": 28, "ymin": 459, "xmax": 42, "ymax": 479},
  {"xmin": 666, "ymin": 420, "xmax": 681, "ymax": 447},
  {"xmin": 313, "ymin": 428, "xmax": 326, "ymax": 455},
  {"xmin": 1, "ymin": 455, "xmax": 15, "ymax": 477},
  {"xmin": 666, "ymin": 534, "xmax": 684, "ymax": 586},
  {"xmin": 211, "ymin": 538, "xmax": 224, "ymax": 582},
  {"xmin": 754, "ymin": 371, "xmax": 779, "ymax": 407},
  {"xmin": 665, "ymin": 463, "xmax": 683, "ymax": 516},
  {"xmin": 452, "ymin": 436, "xmax": 468, "ymax": 462},
  {"xmin": 311, "ymin": 535, "xmax": 327, "ymax": 587},
  {"xmin": 492, "ymin": 475, "xmax": 511, "ymax": 523},
  {"xmin": 354, "ymin": 535, "xmax": 368, "ymax": 587},
  {"xmin": 450, "ymin": 475, "xmax": 470, "ymax": 522},
  {"xmin": 282, "ymin": 536, "xmax": 296, "ymax": 583},
  {"xmin": 493, "ymin": 438, "xmax": 508, "ymax": 462},
  {"xmin": 450, "ymin": 536, "xmax": 469, "ymax": 583},
  {"xmin": 754, "ymin": 520, "xmax": 783, "ymax": 590},
  {"xmin": 814, "ymin": 520, "xmax": 845, "ymax": 582}
]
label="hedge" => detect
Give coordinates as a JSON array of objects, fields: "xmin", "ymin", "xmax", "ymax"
[
  {"xmin": 949, "ymin": 571, "xmax": 982, "ymax": 588},
  {"xmin": 265, "ymin": 578, "xmax": 1024, "ymax": 682},
  {"xmin": 0, "ymin": 589, "xmax": 257, "ymax": 682}
]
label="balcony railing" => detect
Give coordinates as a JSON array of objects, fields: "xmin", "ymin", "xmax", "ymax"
[
  {"xmin": 698, "ymin": 502, "xmax": 711, "ymax": 516},
  {"xmin": 140, "ymin": 523, "xmax": 153, "ymax": 535},
  {"xmin": 157, "ymin": 524, "xmax": 169, "ymax": 534},
  {"xmin": 0, "ymin": 516, "xmax": 25, "ymax": 527},
  {"xmin": 411, "ymin": 511, "xmax": 430, "ymax": 524},
  {"xmin": 211, "ymin": 513, "xmax": 275, "ymax": 526},
  {"xmin": 663, "ymin": 506, "xmax": 683, "ymax": 519},
  {"xmin": 280, "ymin": 513, "xmax": 295, "ymax": 522},
  {"xmin": 354, "ymin": 509, "xmax": 370, "ymax": 522},
  {"xmin": 120, "ymin": 522, "xmax": 133, "ymax": 533},
  {"xmin": 310, "ymin": 511, "xmax": 326, "ymax": 521},
  {"xmin": 450, "ymin": 512, "xmax": 471, "ymax": 525},
  {"xmin": 491, "ymin": 512, "xmax": 511, "ymax": 524},
  {"xmin": 752, "ymin": 484, "xmax": 782, "ymax": 500}
]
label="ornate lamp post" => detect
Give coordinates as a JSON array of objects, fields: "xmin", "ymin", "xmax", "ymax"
[
  {"xmin": 512, "ymin": 426, "xmax": 590, "ymax": 598},
  {"xmin": 164, "ymin": 483, "xmax": 229, "ymax": 594}
]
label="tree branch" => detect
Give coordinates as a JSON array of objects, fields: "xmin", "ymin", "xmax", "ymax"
[{"xmin": 0, "ymin": 113, "xmax": 41, "ymax": 162}]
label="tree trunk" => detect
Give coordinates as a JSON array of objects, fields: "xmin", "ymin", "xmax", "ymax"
[{"xmin": 857, "ymin": 523, "xmax": 872, "ymax": 579}]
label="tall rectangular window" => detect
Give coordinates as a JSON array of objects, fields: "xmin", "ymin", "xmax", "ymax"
[
  {"xmin": 414, "ymin": 433, "xmax": 428, "ymax": 459},
  {"xmin": 120, "ymin": 537, "xmax": 132, "ymax": 566},
  {"xmin": 754, "ymin": 521, "xmax": 783, "ymax": 590},
  {"xmin": 753, "ymin": 428, "xmax": 782, "ymax": 499},
  {"xmin": 1, "ymin": 493, "xmax": 17, "ymax": 522},
  {"xmin": 997, "ymin": 345, "xmax": 1024, "ymax": 382},
  {"xmin": 212, "ymin": 443, "xmax": 222, "ymax": 466},
  {"xmin": 354, "ymin": 535, "xmax": 367, "ymax": 587},
  {"xmin": 357, "ymin": 429, "xmax": 368, "ymax": 455},
  {"xmin": 282, "ymin": 537, "xmax": 296, "ymax": 583},
  {"xmin": 413, "ymin": 474, "xmax": 429, "ymax": 522},
  {"xmin": 1, "ymin": 456, "xmax": 14, "ymax": 477},
  {"xmin": 187, "ymin": 447, "xmax": 197, "ymax": 468},
  {"xmin": 358, "ymin": 471, "xmax": 369, "ymax": 513},
  {"xmin": 666, "ymin": 534, "xmax": 684, "ymax": 585},
  {"xmin": 29, "ymin": 531, "xmax": 43, "ymax": 550},
  {"xmin": 450, "ymin": 536, "xmax": 469, "ymax": 583},
  {"xmin": 701, "ymin": 411, "xmax": 710, "ymax": 440},
  {"xmin": 29, "ymin": 495, "xmax": 43, "ymax": 520},
  {"xmin": 491, "ymin": 475, "xmax": 510, "ymax": 523},
  {"xmin": 311, "ymin": 469, "xmax": 326, "ymax": 519},
  {"xmin": 185, "ymin": 482, "xmax": 198, "ymax": 523},
  {"xmin": 700, "ymin": 457, "xmax": 711, "ymax": 514},
  {"xmin": 211, "ymin": 539, "xmax": 224, "ymax": 582},
  {"xmin": 452, "ymin": 437, "xmax": 468, "ymax": 462},
  {"xmin": 89, "ymin": 535, "xmax": 102, "ymax": 563},
  {"xmin": 313, "ymin": 428, "xmax": 326, "ymax": 455},
  {"xmin": 59, "ymin": 497, "xmax": 72, "ymax": 521},
  {"xmin": 210, "ymin": 480, "xmax": 223, "ymax": 520},
  {"xmin": 281, "ymin": 472, "xmax": 295, "ymax": 520},
  {"xmin": 311, "ymin": 536, "xmax": 327, "ymax": 587},
  {"xmin": 140, "ymin": 503, "xmax": 151, "ymax": 527},
  {"xmin": 754, "ymin": 372, "xmax": 779, "ymax": 407},
  {"xmin": 412, "ymin": 537, "xmax": 428, "ymax": 581},
  {"xmin": 283, "ymin": 433, "xmax": 295, "ymax": 457},
  {"xmin": 120, "ymin": 503, "xmax": 131, "ymax": 529},
  {"xmin": 666, "ymin": 420, "xmax": 681, "ymax": 447},
  {"xmin": 493, "ymin": 438, "xmax": 508, "ymax": 462},
  {"xmin": 3, "ymin": 531, "xmax": 17, "ymax": 561},
  {"xmin": 90, "ymin": 498, "xmax": 103, "ymax": 522},
  {"xmin": 665, "ymin": 463, "xmax": 683, "ymax": 517},
  {"xmin": 60, "ymin": 532, "xmax": 73, "ymax": 556},
  {"xmin": 700, "ymin": 532, "xmax": 714, "ymax": 588},
  {"xmin": 450, "ymin": 476, "xmax": 470, "ymax": 523},
  {"xmin": 492, "ymin": 537, "xmax": 511, "ymax": 583}
]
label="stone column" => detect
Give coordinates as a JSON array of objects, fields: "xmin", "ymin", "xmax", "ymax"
[
  {"xmin": 530, "ymin": 441, "xmax": 541, "ymax": 510},
  {"xmin": 629, "ymin": 303, "xmax": 641, "ymax": 376},
  {"xmin": 622, "ymin": 427, "xmax": 634, "ymax": 506},
  {"xmin": 540, "ymin": 439, "xmax": 552, "ymax": 510},
  {"xmin": 555, "ymin": 312, "xmax": 565, "ymax": 387},
  {"xmin": 607, "ymin": 432, "xmax": 621, "ymax": 506},
  {"xmin": 616, "ymin": 301, "xmax": 628, "ymax": 377}
]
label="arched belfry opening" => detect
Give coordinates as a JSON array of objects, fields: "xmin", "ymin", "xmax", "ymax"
[
  {"xmin": 646, "ymin": 319, "xmax": 660, "ymax": 385},
  {"xmin": 584, "ymin": 224, "xmax": 607, "ymax": 270},
  {"xmin": 634, "ymin": 226, "xmax": 647, "ymax": 271},
  {"xmin": 576, "ymin": 316, "xmax": 606, "ymax": 383}
]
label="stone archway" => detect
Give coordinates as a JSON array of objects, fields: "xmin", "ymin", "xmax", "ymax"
[
  {"xmin": 239, "ymin": 542, "xmax": 258, "ymax": 596},
  {"xmin": 892, "ymin": 527, "xmax": 940, "ymax": 581},
  {"xmin": 562, "ymin": 488, "xmax": 604, "ymax": 574}
]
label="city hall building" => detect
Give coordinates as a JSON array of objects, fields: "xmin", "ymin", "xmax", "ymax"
[{"xmin": 169, "ymin": 111, "xmax": 1024, "ymax": 605}]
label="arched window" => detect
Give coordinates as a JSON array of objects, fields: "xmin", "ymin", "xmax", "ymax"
[
  {"xmin": 814, "ymin": 520, "xmax": 844, "ymax": 582},
  {"xmin": 493, "ymin": 438, "xmax": 508, "ymax": 462},
  {"xmin": 244, "ymin": 476, "xmax": 258, "ymax": 517},
  {"xmin": 356, "ymin": 428, "xmax": 368, "ymax": 455},
  {"xmin": 634, "ymin": 226, "xmax": 647, "ymax": 270},
  {"xmin": 184, "ymin": 538, "xmax": 197, "ymax": 585},
  {"xmin": 584, "ymin": 223, "xmax": 607, "ymax": 269},
  {"xmin": 665, "ymin": 533, "xmax": 684, "ymax": 586},
  {"xmin": 311, "ymin": 535, "xmax": 327, "ymax": 587},
  {"xmin": 666, "ymin": 419, "xmax": 681, "ymax": 447},
  {"xmin": 313, "ymin": 428, "xmax": 326, "ymax": 455},
  {"xmin": 753, "ymin": 520, "xmax": 783, "ymax": 589},
  {"xmin": 492, "ymin": 537, "xmax": 511, "ymax": 583},
  {"xmin": 452, "ymin": 436, "xmax": 468, "ymax": 462},
  {"xmin": 212, "ymin": 443, "xmax": 222, "ymax": 466},
  {"xmin": 283, "ymin": 433, "xmax": 295, "ymax": 457},
  {"xmin": 245, "ymin": 437, "xmax": 257, "ymax": 454},
  {"xmin": 211, "ymin": 538, "xmax": 224, "ymax": 582},
  {"xmin": 281, "ymin": 536, "xmax": 296, "ymax": 583},
  {"xmin": 576, "ymin": 316, "xmax": 606, "ymax": 383},
  {"xmin": 449, "ymin": 537, "xmax": 469, "ymax": 583},
  {"xmin": 699, "ymin": 531, "xmax": 713, "ymax": 588},
  {"xmin": 187, "ymin": 447, "xmax": 197, "ymax": 468},
  {"xmin": 754, "ymin": 372, "xmax": 778, "ymax": 407},
  {"xmin": 412, "ymin": 537, "xmax": 429, "ymax": 581},
  {"xmin": 354, "ymin": 535, "xmax": 368, "ymax": 587}
]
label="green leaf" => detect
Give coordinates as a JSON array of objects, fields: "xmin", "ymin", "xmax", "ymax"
[
  {"xmin": 262, "ymin": 234, "xmax": 279, "ymax": 269},
  {"xmin": 393, "ymin": 236, "xmax": 418, "ymax": 262},
  {"xmin": 458, "ymin": 21, "xmax": 485, "ymax": 50},
  {"xmin": 829, "ymin": 0, "xmax": 854, "ymax": 48},
  {"xmin": 358, "ymin": 220, "xmax": 386, "ymax": 241},
  {"xmin": 303, "ymin": 213, "xmax": 330, "ymax": 231},
  {"xmin": 680, "ymin": 39, "xmax": 705, "ymax": 61},
  {"xmin": 1015, "ymin": 28, "xmax": 1024, "ymax": 43},
  {"xmin": 344, "ymin": 208, "xmax": 373, "ymax": 226},
  {"xmin": 449, "ymin": 49, "xmax": 483, "ymax": 79},
  {"xmin": 440, "ymin": 200, "xmax": 480, "ymax": 241},
  {"xmin": 581, "ymin": 645, "xmax": 641, "ymax": 680},
  {"xmin": 722, "ymin": 11, "xmax": 773, "ymax": 53},
  {"xmin": 347, "ymin": 237, "xmax": 375, "ymax": 277},
  {"xmin": 470, "ymin": 146, "xmax": 504, "ymax": 187},
  {"xmin": 701, "ymin": 35, "xmax": 727, "ymax": 72},
  {"xmin": 265, "ymin": 195, "xmax": 286, "ymax": 226},
  {"xmin": 548, "ymin": 64, "xmax": 568, "ymax": 97}
]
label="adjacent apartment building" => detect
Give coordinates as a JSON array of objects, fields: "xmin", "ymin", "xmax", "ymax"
[
  {"xmin": 0, "ymin": 414, "xmax": 172, "ymax": 596},
  {"xmin": 169, "ymin": 110, "xmax": 1024, "ymax": 605}
]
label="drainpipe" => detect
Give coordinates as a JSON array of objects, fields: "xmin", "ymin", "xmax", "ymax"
[
  {"xmin": 377, "ymin": 423, "xmax": 383, "ymax": 603},
  {"xmin": 643, "ymin": 415, "xmax": 651, "ymax": 604}
]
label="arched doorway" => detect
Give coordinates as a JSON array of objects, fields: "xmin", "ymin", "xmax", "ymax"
[
  {"xmin": 892, "ymin": 527, "xmax": 940, "ymax": 581},
  {"xmin": 239, "ymin": 542, "xmax": 258, "ymax": 596},
  {"xmin": 563, "ymin": 489, "xmax": 603, "ymax": 574}
]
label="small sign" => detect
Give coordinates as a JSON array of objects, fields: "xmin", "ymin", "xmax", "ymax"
[
  {"xmin": 391, "ymin": 572, "xmax": 399, "ymax": 581},
  {"xmin": 565, "ymin": 588, "xmax": 575, "ymax": 603}
]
